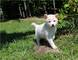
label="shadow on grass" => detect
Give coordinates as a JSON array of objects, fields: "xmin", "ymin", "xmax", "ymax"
[
  {"xmin": 33, "ymin": 39, "xmax": 51, "ymax": 48},
  {"xmin": 0, "ymin": 28, "xmax": 68, "ymax": 49},
  {"xmin": 0, "ymin": 28, "xmax": 77, "ymax": 50},
  {"xmin": 0, "ymin": 31, "xmax": 34, "ymax": 49},
  {"xmin": 33, "ymin": 28, "xmax": 71, "ymax": 48}
]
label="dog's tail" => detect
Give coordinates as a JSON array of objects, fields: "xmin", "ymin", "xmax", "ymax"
[{"xmin": 31, "ymin": 23, "xmax": 37, "ymax": 28}]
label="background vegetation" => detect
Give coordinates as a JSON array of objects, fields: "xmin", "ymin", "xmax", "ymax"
[{"xmin": 0, "ymin": 0, "xmax": 78, "ymax": 29}]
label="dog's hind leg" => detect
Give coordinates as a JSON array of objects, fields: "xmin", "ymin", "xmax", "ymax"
[{"xmin": 36, "ymin": 37, "xmax": 40, "ymax": 47}]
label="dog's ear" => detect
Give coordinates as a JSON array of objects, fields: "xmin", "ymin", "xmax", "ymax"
[
  {"xmin": 55, "ymin": 14, "xmax": 59, "ymax": 18},
  {"xmin": 44, "ymin": 14, "xmax": 47, "ymax": 19}
]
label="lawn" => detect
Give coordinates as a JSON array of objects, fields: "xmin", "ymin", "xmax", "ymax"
[{"xmin": 0, "ymin": 17, "xmax": 78, "ymax": 60}]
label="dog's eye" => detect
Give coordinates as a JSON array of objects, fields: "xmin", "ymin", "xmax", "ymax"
[
  {"xmin": 48, "ymin": 21, "xmax": 51, "ymax": 23},
  {"xmin": 53, "ymin": 20, "xmax": 56, "ymax": 22}
]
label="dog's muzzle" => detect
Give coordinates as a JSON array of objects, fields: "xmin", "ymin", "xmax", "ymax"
[{"xmin": 51, "ymin": 24, "xmax": 54, "ymax": 27}]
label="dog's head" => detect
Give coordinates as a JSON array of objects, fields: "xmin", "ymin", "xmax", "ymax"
[{"xmin": 44, "ymin": 14, "xmax": 58, "ymax": 27}]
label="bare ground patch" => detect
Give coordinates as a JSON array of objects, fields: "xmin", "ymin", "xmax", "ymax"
[{"xmin": 33, "ymin": 39, "xmax": 60, "ymax": 54}]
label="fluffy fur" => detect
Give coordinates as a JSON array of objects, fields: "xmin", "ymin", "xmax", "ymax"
[{"xmin": 32, "ymin": 14, "xmax": 58, "ymax": 49}]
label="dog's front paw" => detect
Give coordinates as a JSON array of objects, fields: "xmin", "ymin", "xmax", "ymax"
[{"xmin": 53, "ymin": 48, "xmax": 60, "ymax": 53}]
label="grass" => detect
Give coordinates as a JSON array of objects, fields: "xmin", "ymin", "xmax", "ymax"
[{"xmin": 0, "ymin": 17, "xmax": 78, "ymax": 60}]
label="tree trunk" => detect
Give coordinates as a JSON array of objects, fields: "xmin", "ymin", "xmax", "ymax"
[
  {"xmin": 0, "ymin": 8, "xmax": 4, "ymax": 20},
  {"xmin": 19, "ymin": 4, "xmax": 22, "ymax": 18},
  {"xmin": 43, "ymin": 5, "xmax": 47, "ymax": 14},
  {"xmin": 22, "ymin": 10, "xmax": 25, "ymax": 18},
  {"xmin": 23, "ymin": 1, "xmax": 27, "ymax": 17},
  {"xmin": 53, "ymin": 0, "xmax": 56, "ymax": 14},
  {"xmin": 27, "ymin": 3, "xmax": 31, "ymax": 17}
]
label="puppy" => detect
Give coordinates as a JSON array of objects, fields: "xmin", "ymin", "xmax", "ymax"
[{"xmin": 32, "ymin": 14, "xmax": 58, "ymax": 49}]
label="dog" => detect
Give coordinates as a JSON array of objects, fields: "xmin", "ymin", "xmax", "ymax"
[{"xmin": 32, "ymin": 14, "xmax": 58, "ymax": 49}]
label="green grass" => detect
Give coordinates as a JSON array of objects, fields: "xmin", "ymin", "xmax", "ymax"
[{"xmin": 0, "ymin": 17, "xmax": 78, "ymax": 60}]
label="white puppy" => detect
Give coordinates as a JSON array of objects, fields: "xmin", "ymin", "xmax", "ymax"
[{"xmin": 32, "ymin": 14, "xmax": 58, "ymax": 49}]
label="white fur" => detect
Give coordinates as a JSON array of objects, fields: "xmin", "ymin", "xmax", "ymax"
[{"xmin": 32, "ymin": 14, "xmax": 58, "ymax": 49}]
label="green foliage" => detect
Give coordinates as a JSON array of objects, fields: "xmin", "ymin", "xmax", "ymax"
[
  {"xmin": 58, "ymin": 20, "xmax": 71, "ymax": 29},
  {"xmin": 59, "ymin": 0, "xmax": 78, "ymax": 14},
  {"xmin": 58, "ymin": 0, "xmax": 78, "ymax": 31}
]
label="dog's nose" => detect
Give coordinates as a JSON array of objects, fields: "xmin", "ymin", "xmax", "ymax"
[{"xmin": 52, "ymin": 24, "xmax": 54, "ymax": 27}]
